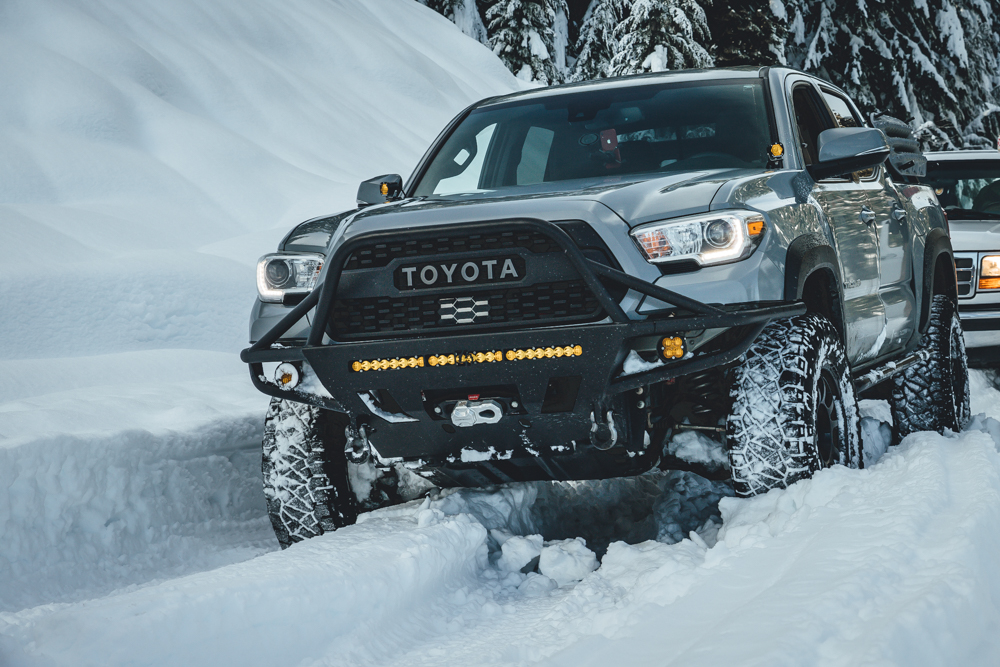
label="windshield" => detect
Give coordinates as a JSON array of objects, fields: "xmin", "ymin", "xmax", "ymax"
[
  {"xmin": 413, "ymin": 80, "xmax": 774, "ymax": 197},
  {"xmin": 924, "ymin": 159, "xmax": 1000, "ymax": 220}
]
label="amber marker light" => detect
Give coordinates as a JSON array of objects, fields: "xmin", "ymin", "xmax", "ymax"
[
  {"xmin": 659, "ymin": 336, "xmax": 686, "ymax": 360},
  {"xmin": 747, "ymin": 220, "xmax": 765, "ymax": 236},
  {"xmin": 769, "ymin": 143, "xmax": 784, "ymax": 158},
  {"xmin": 380, "ymin": 182, "xmax": 389, "ymax": 196}
]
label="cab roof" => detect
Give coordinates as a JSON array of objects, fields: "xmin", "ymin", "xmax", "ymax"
[{"xmin": 476, "ymin": 66, "xmax": 777, "ymax": 109}]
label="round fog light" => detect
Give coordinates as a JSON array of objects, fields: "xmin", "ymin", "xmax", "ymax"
[{"xmin": 275, "ymin": 362, "xmax": 300, "ymax": 390}]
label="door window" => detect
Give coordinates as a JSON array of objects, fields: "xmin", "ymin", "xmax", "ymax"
[
  {"xmin": 791, "ymin": 85, "xmax": 833, "ymax": 166},
  {"xmin": 821, "ymin": 91, "xmax": 862, "ymax": 128}
]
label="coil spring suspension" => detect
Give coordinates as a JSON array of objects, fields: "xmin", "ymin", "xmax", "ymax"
[{"xmin": 687, "ymin": 369, "xmax": 723, "ymax": 421}]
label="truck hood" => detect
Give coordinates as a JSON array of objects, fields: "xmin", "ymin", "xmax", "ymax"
[
  {"xmin": 357, "ymin": 169, "xmax": 746, "ymax": 230},
  {"xmin": 282, "ymin": 169, "xmax": 752, "ymax": 252}
]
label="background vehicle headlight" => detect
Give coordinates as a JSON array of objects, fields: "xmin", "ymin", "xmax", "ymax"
[
  {"xmin": 256, "ymin": 253, "xmax": 324, "ymax": 303},
  {"xmin": 979, "ymin": 255, "xmax": 1000, "ymax": 290},
  {"xmin": 630, "ymin": 211, "xmax": 766, "ymax": 266}
]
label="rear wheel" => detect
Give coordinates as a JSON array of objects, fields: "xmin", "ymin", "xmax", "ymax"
[
  {"xmin": 891, "ymin": 294, "xmax": 970, "ymax": 440},
  {"xmin": 726, "ymin": 313, "xmax": 862, "ymax": 497}
]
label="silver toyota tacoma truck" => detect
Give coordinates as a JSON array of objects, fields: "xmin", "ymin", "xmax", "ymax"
[{"xmin": 242, "ymin": 67, "xmax": 970, "ymax": 548}]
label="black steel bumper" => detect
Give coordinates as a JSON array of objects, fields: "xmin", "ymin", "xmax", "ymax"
[{"xmin": 241, "ymin": 218, "xmax": 805, "ymax": 468}]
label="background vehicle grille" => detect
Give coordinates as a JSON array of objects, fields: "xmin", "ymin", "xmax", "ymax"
[
  {"xmin": 329, "ymin": 279, "xmax": 601, "ymax": 339},
  {"xmin": 344, "ymin": 230, "xmax": 561, "ymax": 270},
  {"xmin": 955, "ymin": 253, "xmax": 976, "ymax": 298}
]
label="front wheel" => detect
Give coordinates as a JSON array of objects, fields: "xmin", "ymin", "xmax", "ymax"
[
  {"xmin": 261, "ymin": 399, "xmax": 357, "ymax": 548},
  {"xmin": 726, "ymin": 313, "xmax": 862, "ymax": 497}
]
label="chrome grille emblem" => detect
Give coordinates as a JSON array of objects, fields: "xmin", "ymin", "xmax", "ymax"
[{"xmin": 439, "ymin": 297, "xmax": 489, "ymax": 324}]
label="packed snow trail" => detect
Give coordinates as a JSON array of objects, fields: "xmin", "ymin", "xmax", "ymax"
[{"xmin": 4, "ymin": 375, "xmax": 1000, "ymax": 665}]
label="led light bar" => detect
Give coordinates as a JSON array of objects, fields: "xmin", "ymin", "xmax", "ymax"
[
  {"xmin": 505, "ymin": 345, "xmax": 582, "ymax": 360},
  {"xmin": 429, "ymin": 351, "xmax": 503, "ymax": 366},
  {"xmin": 349, "ymin": 345, "xmax": 583, "ymax": 372},
  {"xmin": 351, "ymin": 357, "xmax": 424, "ymax": 372}
]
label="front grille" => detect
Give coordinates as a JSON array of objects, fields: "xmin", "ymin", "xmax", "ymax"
[
  {"xmin": 344, "ymin": 230, "xmax": 561, "ymax": 271},
  {"xmin": 955, "ymin": 253, "xmax": 976, "ymax": 298},
  {"xmin": 330, "ymin": 280, "xmax": 601, "ymax": 340}
]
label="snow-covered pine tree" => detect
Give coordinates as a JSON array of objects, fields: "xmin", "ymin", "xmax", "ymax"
[
  {"xmin": 610, "ymin": 0, "xmax": 714, "ymax": 75},
  {"xmin": 704, "ymin": 0, "xmax": 786, "ymax": 67},
  {"xmin": 785, "ymin": 0, "xmax": 1000, "ymax": 150},
  {"xmin": 570, "ymin": 0, "xmax": 628, "ymax": 81},
  {"xmin": 487, "ymin": 0, "xmax": 564, "ymax": 84},
  {"xmin": 420, "ymin": 0, "xmax": 491, "ymax": 45}
]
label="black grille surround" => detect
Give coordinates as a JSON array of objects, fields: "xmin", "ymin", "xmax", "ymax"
[{"xmin": 329, "ymin": 225, "xmax": 618, "ymax": 341}]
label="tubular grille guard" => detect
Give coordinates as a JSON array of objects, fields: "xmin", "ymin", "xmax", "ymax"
[{"xmin": 242, "ymin": 218, "xmax": 808, "ymax": 389}]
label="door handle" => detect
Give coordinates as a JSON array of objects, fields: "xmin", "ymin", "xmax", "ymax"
[
  {"xmin": 860, "ymin": 206, "xmax": 876, "ymax": 225},
  {"xmin": 891, "ymin": 205, "xmax": 907, "ymax": 222}
]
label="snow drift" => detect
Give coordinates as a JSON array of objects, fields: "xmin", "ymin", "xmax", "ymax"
[
  {"xmin": 0, "ymin": 0, "xmax": 519, "ymax": 359},
  {"xmin": 0, "ymin": 0, "xmax": 519, "ymax": 613}
]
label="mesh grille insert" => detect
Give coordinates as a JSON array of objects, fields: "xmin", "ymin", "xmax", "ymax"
[
  {"xmin": 329, "ymin": 280, "xmax": 601, "ymax": 339},
  {"xmin": 344, "ymin": 230, "xmax": 561, "ymax": 271}
]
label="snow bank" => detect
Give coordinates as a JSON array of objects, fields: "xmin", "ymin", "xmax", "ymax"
[
  {"xmin": 0, "ymin": 0, "xmax": 519, "ymax": 359},
  {"xmin": 0, "ymin": 411, "xmax": 273, "ymax": 612},
  {"xmin": 0, "ymin": 513, "xmax": 490, "ymax": 667},
  {"xmin": 0, "ymin": 0, "xmax": 519, "ymax": 615}
]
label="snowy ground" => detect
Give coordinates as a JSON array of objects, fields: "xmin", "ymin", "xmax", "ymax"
[
  {"xmin": 4, "ymin": 0, "xmax": 1000, "ymax": 665},
  {"xmin": 3, "ymin": 375, "xmax": 1000, "ymax": 666}
]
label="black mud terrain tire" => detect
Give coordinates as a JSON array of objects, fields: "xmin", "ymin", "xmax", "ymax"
[
  {"xmin": 891, "ymin": 294, "xmax": 970, "ymax": 440},
  {"xmin": 727, "ymin": 313, "xmax": 862, "ymax": 497},
  {"xmin": 261, "ymin": 398, "xmax": 358, "ymax": 548}
]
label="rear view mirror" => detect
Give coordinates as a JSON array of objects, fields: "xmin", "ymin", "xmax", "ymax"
[
  {"xmin": 357, "ymin": 174, "xmax": 403, "ymax": 207},
  {"xmin": 807, "ymin": 127, "xmax": 890, "ymax": 181}
]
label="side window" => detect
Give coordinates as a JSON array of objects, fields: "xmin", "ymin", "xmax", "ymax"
[
  {"xmin": 791, "ymin": 86, "xmax": 833, "ymax": 166},
  {"xmin": 822, "ymin": 91, "xmax": 862, "ymax": 128},
  {"xmin": 516, "ymin": 126, "xmax": 555, "ymax": 185}
]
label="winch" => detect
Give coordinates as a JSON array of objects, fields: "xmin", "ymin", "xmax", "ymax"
[{"xmin": 450, "ymin": 399, "xmax": 504, "ymax": 427}]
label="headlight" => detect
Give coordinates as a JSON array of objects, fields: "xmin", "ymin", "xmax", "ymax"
[
  {"xmin": 256, "ymin": 253, "xmax": 324, "ymax": 303},
  {"xmin": 630, "ymin": 211, "xmax": 766, "ymax": 266},
  {"xmin": 980, "ymin": 255, "xmax": 1000, "ymax": 290}
]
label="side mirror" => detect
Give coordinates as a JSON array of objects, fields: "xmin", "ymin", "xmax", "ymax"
[
  {"xmin": 806, "ymin": 127, "xmax": 890, "ymax": 181},
  {"xmin": 357, "ymin": 174, "xmax": 404, "ymax": 207}
]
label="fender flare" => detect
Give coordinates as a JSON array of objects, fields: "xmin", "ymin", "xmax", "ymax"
[
  {"xmin": 919, "ymin": 228, "xmax": 955, "ymax": 334},
  {"xmin": 784, "ymin": 233, "xmax": 845, "ymax": 337}
]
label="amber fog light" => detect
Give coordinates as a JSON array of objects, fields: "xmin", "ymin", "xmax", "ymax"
[
  {"xmin": 274, "ymin": 362, "xmax": 300, "ymax": 390},
  {"xmin": 659, "ymin": 336, "xmax": 686, "ymax": 360}
]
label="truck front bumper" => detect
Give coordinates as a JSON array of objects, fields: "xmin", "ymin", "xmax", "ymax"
[{"xmin": 241, "ymin": 218, "xmax": 806, "ymax": 480}]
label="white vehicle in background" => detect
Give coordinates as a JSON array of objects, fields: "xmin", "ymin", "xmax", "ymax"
[{"xmin": 925, "ymin": 151, "xmax": 1000, "ymax": 366}]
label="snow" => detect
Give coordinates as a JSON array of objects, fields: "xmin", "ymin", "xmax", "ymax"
[
  {"xmin": 7, "ymin": 395, "xmax": 1000, "ymax": 665},
  {"xmin": 538, "ymin": 537, "xmax": 599, "ymax": 585},
  {"xmin": 666, "ymin": 429, "xmax": 729, "ymax": 469},
  {"xmin": 620, "ymin": 349, "xmax": 664, "ymax": 375},
  {"xmin": 0, "ymin": 0, "xmax": 518, "ymax": 625}
]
